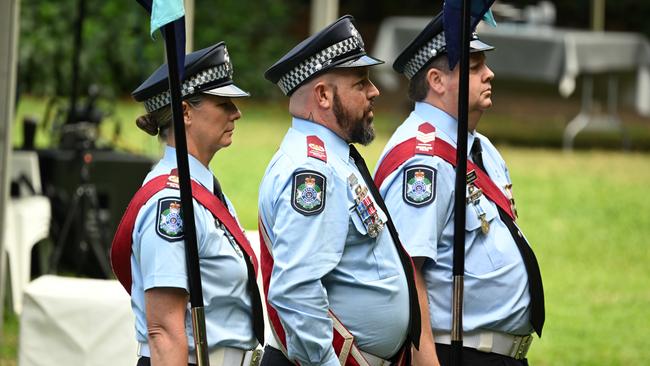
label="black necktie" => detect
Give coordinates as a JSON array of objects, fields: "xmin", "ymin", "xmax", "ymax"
[
  {"xmin": 245, "ymin": 254, "xmax": 266, "ymax": 345},
  {"xmin": 212, "ymin": 176, "xmax": 228, "ymax": 208},
  {"xmin": 349, "ymin": 144, "xmax": 421, "ymax": 349},
  {"xmin": 470, "ymin": 139, "xmax": 545, "ymax": 336},
  {"xmin": 212, "ymin": 176, "xmax": 265, "ymax": 344}
]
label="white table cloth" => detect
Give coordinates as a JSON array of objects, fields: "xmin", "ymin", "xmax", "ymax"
[{"xmin": 19, "ymin": 275, "xmax": 138, "ymax": 366}]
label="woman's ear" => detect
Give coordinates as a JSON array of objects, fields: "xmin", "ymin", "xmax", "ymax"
[{"xmin": 182, "ymin": 101, "xmax": 192, "ymax": 126}]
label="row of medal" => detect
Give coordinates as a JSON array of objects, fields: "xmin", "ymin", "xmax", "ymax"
[
  {"xmin": 466, "ymin": 170, "xmax": 518, "ymax": 235},
  {"xmin": 348, "ymin": 174, "xmax": 385, "ymax": 238},
  {"xmin": 345, "ymin": 170, "xmax": 519, "ymax": 238}
]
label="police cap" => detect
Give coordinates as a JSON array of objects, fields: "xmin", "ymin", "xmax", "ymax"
[
  {"xmin": 265, "ymin": 15, "xmax": 384, "ymax": 96},
  {"xmin": 393, "ymin": 13, "xmax": 494, "ymax": 79},
  {"xmin": 133, "ymin": 42, "xmax": 249, "ymax": 113}
]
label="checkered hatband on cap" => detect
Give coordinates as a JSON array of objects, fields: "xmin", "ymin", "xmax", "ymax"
[
  {"xmin": 277, "ymin": 35, "xmax": 364, "ymax": 95},
  {"xmin": 403, "ymin": 32, "xmax": 446, "ymax": 79},
  {"xmin": 143, "ymin": 61, "xmax": 234, "ymax": 113}
]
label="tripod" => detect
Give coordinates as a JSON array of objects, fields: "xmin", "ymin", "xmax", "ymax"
[{"xmin": 49, "ymin": 151, "xmax": 112, "ymax": 277}]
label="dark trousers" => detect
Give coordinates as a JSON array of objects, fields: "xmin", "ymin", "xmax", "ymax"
[
  {"xmin": 436, "ymin": 344, "xmax": 529, "ymax": 366},
  {"xmin": 260, "ymin": 345, "xmax": 294, "ymax": 366},
  {"xmin": 137, "ymin": 356, "xmax": 196, "ymax": 366},
  {"xmin": 260, "ymin": 345, "xmax": 408, "ymax": 366}
]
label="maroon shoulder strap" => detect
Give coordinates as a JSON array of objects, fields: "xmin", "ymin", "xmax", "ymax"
[
  {"xmin": 374, "ymin": 124, "xmax": 515, "ymax": 221},
  {"xmin": 110, "ymin": 173, "xmax": 259, "ymax": 294}
]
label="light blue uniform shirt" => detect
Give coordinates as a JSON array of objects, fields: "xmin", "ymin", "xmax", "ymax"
[
  {"xmin": 130, "ymin": 146, "xmax": 257, "ymax": 355},
  {"xmin": 376, "ymin": 102, "xmax": 533, "ymax": 336},
  {"xmin": 259, "ymin": 118, "xmax": 410, "ymax": 365}
]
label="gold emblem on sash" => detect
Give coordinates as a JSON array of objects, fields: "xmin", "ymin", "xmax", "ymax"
[{"xmin": 504, "ymin": 183, "xmax": 519, "ymax": 220}]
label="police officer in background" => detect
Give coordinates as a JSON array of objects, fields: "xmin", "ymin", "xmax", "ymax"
[
  {"xmin": 374, "ymin": 14, "xmax": 545, "ymax": 366},
  {"xmin": 111, "ymin": 42, "xmax": 264, "ymax": 366},
  {"xmin": 258, "ymin": 15, "xmax": 420, "ymax": 366}
]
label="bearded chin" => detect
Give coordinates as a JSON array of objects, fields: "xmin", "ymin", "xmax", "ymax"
[
  {"xmin": 350, "ymin": 116, "xmax": 375, "ymax": 146},
  {"xmin": 333, "ymin": 93, "xmax": 376, "ymax": 146}
]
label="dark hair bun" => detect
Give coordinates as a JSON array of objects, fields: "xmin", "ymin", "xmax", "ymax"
[{"xmin": 135, "ymin": 114, "xmax": 159, "ymax": 136}]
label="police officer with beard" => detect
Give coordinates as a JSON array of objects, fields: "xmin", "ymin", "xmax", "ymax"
[{"xmin": 257, "ymin": 15, "xmax": 421, "ymax": 366}]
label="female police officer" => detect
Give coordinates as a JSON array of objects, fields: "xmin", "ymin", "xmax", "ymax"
[{"xmin": 111, "ymin": 42, "xmax": 263, "ymax": 366}]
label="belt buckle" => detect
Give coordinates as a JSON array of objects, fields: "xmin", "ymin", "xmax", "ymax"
[
  {"xmin": 249, "ymin": 348, "xmax": 263, "ymax": 366},
  {"xmin": 509, "ymin": 335, "xmax": 533, "ymax": 360}
]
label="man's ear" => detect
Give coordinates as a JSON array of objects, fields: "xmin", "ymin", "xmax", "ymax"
[
  {"xmin": 313, "ymin": 81, "xmax": 333, "ymax": 110},
  {"xmin": 426, "ymin": 67, "xmax": 446, "ymax": 95}
]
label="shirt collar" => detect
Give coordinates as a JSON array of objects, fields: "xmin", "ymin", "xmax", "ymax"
[
  {"xmin": 291, "ymin": 117, "xmax": 351, "ymax": 161},
  {"xmin": 413, "ymin": 101, "xmax": 476, "ymax": 156},
  {"xmin": 161, "ymin": 145, "xmax": 214, "ymax": 190}
]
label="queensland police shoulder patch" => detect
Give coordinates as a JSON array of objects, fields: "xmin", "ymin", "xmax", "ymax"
[
  {"xmin": 156, "ymin": 197, "xmax": 184, "ymax": 241},
  {"xmin": 291, "ymin": 170, "xmax": 326, "ymax": 216},
  {"xmin": 403, "ymin": 165, "xmax": 436, "ymax": 207}
]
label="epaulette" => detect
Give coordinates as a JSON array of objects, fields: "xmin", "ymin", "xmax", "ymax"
[
  {"xmin": 306, "ymin": 135, "xmax": 328, "ymax": 162},
  {"xmin": 414, "ymin": 122, "xmax": 436, "ymax": 156}
]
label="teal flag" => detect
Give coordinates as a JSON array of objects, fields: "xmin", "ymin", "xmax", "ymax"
[
  {"xmin": 150, "ymin": 0, "xmax": 185, "ymax": 37},
  {"xmin": 136, "ymin": 0, "xmax": 186, "ymax": 79},
  {"xmin": 482, "ymin": 9, "xmax": 497, "ymax": 27}
]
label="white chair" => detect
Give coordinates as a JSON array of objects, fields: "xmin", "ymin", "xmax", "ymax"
[
  {"xmin": 10, "ymin": 150, "xmax": 43, "ymax": 194},
  {"xmin": 2, "ymin": 150, "xmax": 51, "ymax": 314}
]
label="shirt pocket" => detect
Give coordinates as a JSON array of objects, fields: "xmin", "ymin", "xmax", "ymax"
[
  {"xmin": 346, "ymin": 210, "xmax": 399, "ymax": 280},
  {"xmin": 349, "ymin": 207, "xmax": 369, "ymax": 237},
  {"xmin": 464, "ymin": 195, "xmax": 506, "ymax": 275}
]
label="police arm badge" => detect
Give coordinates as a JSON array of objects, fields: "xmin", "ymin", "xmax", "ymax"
[
  {"xmin": 291, "ymin": 170, "xmax": 326, "ymax": 216},
  {"xmin": 156, "ymin": 197, "xmax": 185, "ymax": 241},
  {"xmin": 403, "ymin": 165, "xmax": 436, "ymax": 207}
]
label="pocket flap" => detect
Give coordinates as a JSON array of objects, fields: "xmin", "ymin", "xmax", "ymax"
[{"xmin": 465, "ymin": 193, "xmax": 498, "ymax": 232}]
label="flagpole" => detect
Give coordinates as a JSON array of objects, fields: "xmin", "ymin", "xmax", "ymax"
[
  {"xmin": 451, "ymin": 0, "xmax": 472, "ymax": 365},
  {"xmin": 162, "ymin": 22, "xmax": 210, "ymax": 366}
]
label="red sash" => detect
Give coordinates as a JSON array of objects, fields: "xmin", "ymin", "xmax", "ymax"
[
  {"xmin": 258, "ymin": 219, "xmax": 408, "ymax": 366},
  {"xmin": 374, "ymin": 123, "xmax": 515, "ymax": 221},
  {"xmin": 110, "ymin": 172, "xmax": 259, "ymax": 294}
]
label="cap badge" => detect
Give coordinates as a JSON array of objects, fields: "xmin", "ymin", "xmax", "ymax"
[
  {"xmin": 223, "ymin": 47, "xmax": 230, "ymax": 64},
  {"xmin": 350, "ymin": 24, "xmax": 364, "ymax": 50}
]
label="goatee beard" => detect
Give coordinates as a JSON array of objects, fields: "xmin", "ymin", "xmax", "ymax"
[{"xmin": 333, "ymin": 91, "xmax": 375, "ymax": 146}]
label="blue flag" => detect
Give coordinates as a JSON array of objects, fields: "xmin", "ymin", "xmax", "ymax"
[
  {"xmin": 443, "ymin": 0, "xmax": 496, "ymax": 69},
  {"xmin": 136, "ymin": 0, "xmax": 186, "ymax": 80}
]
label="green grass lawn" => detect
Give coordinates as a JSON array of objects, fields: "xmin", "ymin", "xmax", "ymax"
[
  {"xmin": 505, "ymin": 149, "xmax": 650, "ymax": 365},
  {"xmin": 3, "ymin": 97, "xmax": 650, "ymax": 365}
]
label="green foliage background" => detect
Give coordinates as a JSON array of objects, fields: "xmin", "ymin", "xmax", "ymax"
[
  {"xmin": 192, "ymin": 0, "xmax": 304, "ymax": 98},
  {"xmin": 17, "ymin": 0, "xmax": 302, "ymax": 99},
  {"xmin": 19, "ymin": 1, "xmax": 160, "ymax": 97}
]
